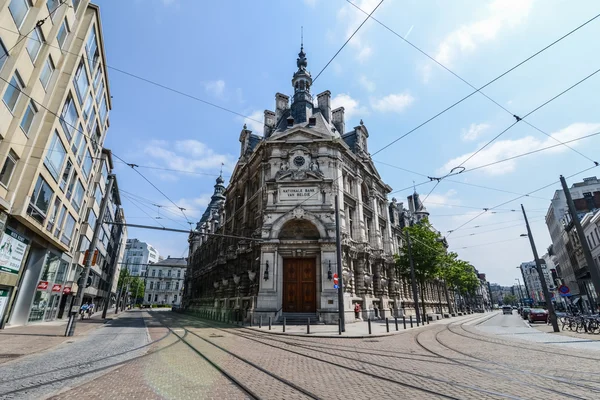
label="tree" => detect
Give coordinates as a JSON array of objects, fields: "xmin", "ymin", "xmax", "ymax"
[
  {"xmin": 503, "ymin": 294, "xmax": 517, "ymax": 305},
  {"xmin": 117, "ymin": 269, "xmax": 145, "ymax": 305},
  {"xmin": 395, "ymin": 218, "xmax": 446, "ymax": 317}
]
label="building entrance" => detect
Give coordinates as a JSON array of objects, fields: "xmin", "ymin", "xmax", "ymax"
[{"xmin": 282, "ymin": 258, "xmax": 316, "ymax": 313}]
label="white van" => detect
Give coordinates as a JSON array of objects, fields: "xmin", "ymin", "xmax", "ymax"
[{"xmin": 502, "ymin": 305, "xmax": 513, "ymax": 315}]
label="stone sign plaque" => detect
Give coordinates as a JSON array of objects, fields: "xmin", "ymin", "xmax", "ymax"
[{"xmin": 279, "ymin": 186, "xmax": 318, "ymax": 202}]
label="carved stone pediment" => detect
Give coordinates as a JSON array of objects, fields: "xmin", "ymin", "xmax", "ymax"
[{"xmin": 275, "ymin": 145, "xmax": 324, "ymax": 182}]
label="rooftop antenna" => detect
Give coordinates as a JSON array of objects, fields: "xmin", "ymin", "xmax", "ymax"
[
  {"xmin": 301, "ymin": 26, "xmax": 303, "ymax": 49},
  {"xmin": 220, "ymin": 162, "xmax": 224, "ymax": 177}
]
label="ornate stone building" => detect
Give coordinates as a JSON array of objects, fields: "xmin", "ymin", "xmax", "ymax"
[{"xmin": 186, "ymin": 47, "xmax": 452, "ymax": 323}]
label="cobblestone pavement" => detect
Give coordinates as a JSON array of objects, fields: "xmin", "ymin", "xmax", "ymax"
[
  {"xmin": 3, "ymin": 310, "xmax": 600, "ymax": 399},
  {"xmin": 0, "ymin": 312, "xmax": 113, "ymax": 365}
]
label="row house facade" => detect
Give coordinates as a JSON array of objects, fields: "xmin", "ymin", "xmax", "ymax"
[
  {"xmin": 185, "ymin": 47, "xmax": 453, "ymax": 324},
  {"xmin": 0, "ymin": 0, "xmax": 116, "ymax": 326}
]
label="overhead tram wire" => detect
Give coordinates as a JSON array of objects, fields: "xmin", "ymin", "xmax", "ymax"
[
  {"xmin": 446, "ymin": 163, "xmax": 600, "ymax": 236},
  {"xmin": 120, "ymin": 192, "xmax": 189, "ymax": 229},
  {"xmin": 312, "ymin": 0, "xmax": 384, "ymax": 83},
  {"xmin": 366, "ymin": 6, "xmax": 600, "ymax": 156},
  {"xmin": 449, "ymin": 218, "xmax": 546, "ymax": 240},
  {"xmin": 450, "ymin": 238, "xmax": 526, "ymax": 250},
  {"xmin": 454, "ymin": 67, "xmax": 600, "ymax": 170}
]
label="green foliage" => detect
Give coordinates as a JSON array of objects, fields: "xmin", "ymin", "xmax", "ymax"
[
  {"xmin": 117, "ymin": 268, "xmax": 145, "ymax": 300},
  {"xmin": 394, "ymin": 219, "xmax": 446, "ymax": 283},
  {"xmin": 503, "ymin": 294, "xmax": 517, "ymax": 305}
]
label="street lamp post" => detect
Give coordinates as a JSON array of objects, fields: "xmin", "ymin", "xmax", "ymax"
[
  {"xmin": 521, "ymin": 204, "xmax": 560, "ymax": 332},
  {"xmin": 515, "ymin": 278, "xmax": 525, "ymax": 306}
]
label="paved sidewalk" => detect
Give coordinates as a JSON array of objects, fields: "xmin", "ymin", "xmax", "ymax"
[
  {"xmin": 0, "ymin": 309, "xmax": 120, "ymax": 364},
  {"xmin": 531, "ymin": 320, "xmax": 600, "ymax": 340},
  {"xmin": 241, "ymin": 312, "xmax": 488, "ymax": 338}
]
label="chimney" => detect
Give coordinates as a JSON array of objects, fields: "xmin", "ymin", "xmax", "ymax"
[
  {"xmin": 332, "ymin": 107, "xmax": 345, "ymax": 134},
  {"xmin": 317, "ymin": 90, "xmax": 331, "ymax": 122},
  {"xmin": 264, "ymin": 110, "xmax": 276, "ymax": 138},
  {"xmin": 275, "ymin": 93, "xmax": 289, "ymax": 124}
]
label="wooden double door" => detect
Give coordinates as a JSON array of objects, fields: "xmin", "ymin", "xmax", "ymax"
[{"xmin": 282, "ymin": 258, "xmax": 316, "ymax": 313}]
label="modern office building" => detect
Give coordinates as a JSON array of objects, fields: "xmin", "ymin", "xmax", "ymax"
[
  {"xmin": 122, "ymin": 238, "xmax": 160, "ymax": 277},
  {"xmin": 0, "ymin": 0, "xmax": 112, "ymax": 325}
]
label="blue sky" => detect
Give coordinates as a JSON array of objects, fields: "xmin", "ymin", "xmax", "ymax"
[{"xmin": 96, "ymin": 0, "xmax": 600, "ymax": 285}]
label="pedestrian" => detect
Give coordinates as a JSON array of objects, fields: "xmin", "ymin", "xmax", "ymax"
[
  {"xmin": 80, "ymin": 302, "xmax": 89, "ymax": 319},
  {"xmin": 87, "ymin": 301, "xmax": 95, "ymax": 318},
  {"xmin": 354, "ymin": 303, "xmax": 361, "ymax": 320}
]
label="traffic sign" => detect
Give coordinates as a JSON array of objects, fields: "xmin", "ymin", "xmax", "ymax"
[
  {"xmin": 63, "ymin": 286, "xmax": 72, "ymax": 294},
  {"xmin": 558, "ymin": 285, "xmax": 570, "ymax": 295},
  {"xmin": 52, "ymin": 284, "xmax": 62, "ymax": 293},
  {"xmin": 333, "ymin": 273, "xmax": 339, "ymax": 289},
  {"xmin": 37, "ymin": 281, "xmax": 48, "ymax": 290}
]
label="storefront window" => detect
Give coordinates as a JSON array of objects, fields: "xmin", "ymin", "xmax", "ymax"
[{"xmin": 28, "ymin": 253, "xmax": 60, "ymax": 322}]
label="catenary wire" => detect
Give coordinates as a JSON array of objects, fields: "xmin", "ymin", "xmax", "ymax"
[
  {"xmin": 120, "ymin": 192, "xmax": 189, "ymax": 229},
  {"xmin": 347, "ymin": 0, "xmax": 599, "ymax": 164},
  {"xmin": 369, "ymin": 8, "xmax": 600, "ymax": 156},
  {"xmin": 312, "ymin": 0, "xmax": 383, "ymax": 83}
]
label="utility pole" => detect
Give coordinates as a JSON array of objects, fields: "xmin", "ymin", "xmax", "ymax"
[
  {"xmin": 521, "ymin": 204, "xmax": 559, "ymax": 332},
  {"xmin": 515, "ymin": 278, "xmax": 525, "ymax": 305},
  {"xmin": 66, "ymin": 174, "xmax": 115, "ymax": 336},
  {"xmin": 102, "ymin": 208, "xmax": 123, "ymax": 319},
  {"xmin": 560, "ymin": 175, "xmax": 600, "ymax": 309},
  {"xmin": 406, "ymin": 231, "xmax": 421, "ymax": 325},
  {"xmin": 334, "ymin": 195, "xmax": 345, "ymax": 332}
]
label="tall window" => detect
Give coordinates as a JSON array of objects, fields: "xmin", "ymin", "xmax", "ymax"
[
  {"xmin": 149, "ymin": 282, "xmax": 154, "ymax": 290},
  {"xmin": 177, "ymin": 270, "xmax": 181, "ymax": 278},
  {"xmin": 82, "ymin": 150, "xmax": 92, "ymax": 180},
  {"xmin": 95, "ymin": 79, "xmax": 104, "ymax": 103},
  {"xmin": 86, "ymin": 108, "xmax": 96, "ymax": 133},
  {"xmin": 8, "ymin": 0, "xmax": 31, "ymax": 29},
  {"xmin": 93, "ymin": 67, "xmax": 102, "ymax": 91},
  {"xmin": 26, "ymin": 27, "xmax": 44, "ymax": 62},
  {"xmin": 85, "ymin": 26, "xmax": 99, "ymax": 71},
  {"xmin": 44, "ymin": 131, "xmax": 66, "ymax": 181},
  {"xmin": 0, "ymin": 150, "xmax": 18, "ymax": 187},
  {"xmin": 46, "ymin": 0, "xmax": 60, "ymax": 14},
  {"xmin": 59, "ymin": 159, "xmax": 72, "ymax": 191},
  {"xmin": 151, "ymin": 269, "xmax": 155, "ymax": 277},
  {"xmin": 46, "ymin": 197, "xmax": 61, "ymax": 232},
  {"xmin": 65, "ymin": 171, "xmax": 78, "ymax": 200},
  {"xmin": 20, "ymin": 100, "xmax": 38, "ymax": 134},
  {"xmin": 2, "ymin": 71, "xmax": 24, "ymax": 112},
  {"xmin": 87, "ymin": 209, "xmax": 97, "ymax": 228},
  {"xmin": 61, "ymin": 213, "xmax": 76, "ymax": 245},
  {"xmin": 175, "ymin": 281, "xmax": 179, "ymax": 290},
  {"xmin": 28, "ymin": 175, "xmax": 54, "ymax": 223},
  {"xmin": 76, "ymin": 137, "xmax": 87, "ymax": 165},
  {"xmin": 54, "ymin": 205, "xmax": 66, "ymax": 237},
  {"xmin": 60, "ymin": 95, "xmax": 78, "ymax": 140},
  {"xmin": 39, "ymin": 56, "xmax": 55, "ymax": 89},
  {"xmin": 99, "ymin": 96, "xmax": 108, "ymax": 123},
  {"xmin": 72, "ymin": 0, "xmax": 81, "ymax": 11},
  {"xmin": 0, "ymin": 38, "xmax": 9, "ymax": 71},
  {"xmin": 57, "ymin": 19, "xmax": 69, "ymax": 49},
  {"xmin": 82, "ymin": 92, "xmax": 93, "ymax": 120},
  {"xmin": 94, "ymin": 184, "xmax": 102, "ymax": 207},
  {"xmin": 73, "ymin": 60, "xmax": 89, "ymax": 104},
  {"xmin": 72, "ymin": 179, "xmax": 84, "ymax": 213}
]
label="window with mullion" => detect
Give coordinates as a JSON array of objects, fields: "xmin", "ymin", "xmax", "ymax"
[
  {"xmin": 0, "ymin": 38, "xmax": 9, "ymax": 72},
  {"xmin": 73, "ymin": 60, "xmax": 89, "ymax": 104},
  {"xmin": 20, "ymin": 100, "xmax": 38, "ymax": 134},
  {"xmin": 8, "ymin": 0, "xmax": 32, "ymax": 29},
  {"xmin": 26, "ymin": 26, "xmax": 44, "ymax": 62},
  {"xmin": 2, "ymin": 71, "xmax": 24, "ymax": 113},
  {"xmin": 28, "ymin": 175, "xmax": 54, "ymax": 223},
  {"xmin": 44, "ymin": 131, "xmax": 67, "ymax": 181},
  {"xmin": 57, "ymin": 19, "xmax": 69, "ymax": 49},
  {"xmin": 39, "ymin": 56, "xmax": 55, "ymax": 90},
  {"xmin": 60, "ymin": 94, "xmax": 78, "ymax": 141}
]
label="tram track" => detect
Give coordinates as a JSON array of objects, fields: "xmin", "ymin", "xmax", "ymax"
[{"xmin": 168, "ymin": 312, "xmax": 541, "ymax": 399}]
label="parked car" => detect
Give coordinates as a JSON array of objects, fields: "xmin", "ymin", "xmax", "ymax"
[
  {"xmin": 502, "ymin": 305, "xmax": 513, "ymax": 315},
  {"xmin": 528, "ymin": 308, "xmax": 548, "ymax": 323},
  {"xmin": 521, "ymin": 307, "xmax": 532, "ymax": 320},
  {"xmin": 512, "ymin": 306, "xmax": 518, "ymax": 310}
]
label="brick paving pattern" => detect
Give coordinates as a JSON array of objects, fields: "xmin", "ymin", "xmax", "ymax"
[{"xmin": 2, "ymin": 310, "xmax": 600, "ymax": 399}]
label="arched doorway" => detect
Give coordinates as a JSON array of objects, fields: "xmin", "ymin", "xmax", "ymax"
[{"xmin": 279, "ymin": 220, "xmax": 319, "ymax": 313}]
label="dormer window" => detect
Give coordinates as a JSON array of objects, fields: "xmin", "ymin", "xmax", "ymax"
[
  {"xmin": 287, "ymin": 117, "xmax": 294, "ymax": 127},
  {"xmin": 308, "ymin": 117, "xmax": 316, "ymax": 127}
]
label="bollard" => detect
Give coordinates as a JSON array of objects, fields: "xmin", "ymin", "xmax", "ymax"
[
  {"xmin": 269, "ymin": 316, "xmax": 272, "ymax": 330},
  {"xmin": 403, "ymin": 316, "xmax": 406, "ymax": 329},
  {"xmin": 283, "ymin": 317, "xmax": 286, "ymax": 333},
  {"xmin": 338, "ymin": 319, "xmax": 342, "ymax": 335},
  {"xmin": 410, "ymin": 315, "xmax": 413, "ymax": 328},
  {"xmin": 395, "ymin": 316, "xmax": 399, "ymax": 331},
  {"xmin": 259, "ymin": 316, "xmax": 262, "ymax": 328},
  {"xmin": 250, "ymin": 313, "xmax": 253, "ymax": 327},
  {"xmin": 307, "ymin": 318, "xmax": 310, "ymax": 335},
  {"xmin": 385, "ymin": 317, "xmax": 389, "ymax": 333},
  {"xmin": 368, "ymin": 318, "xmax": 372, "ymax": 335}
]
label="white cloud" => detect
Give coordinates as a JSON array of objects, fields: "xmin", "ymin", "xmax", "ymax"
[
  {"xmin": 461, "ymin": 123, "xmax": 490, "ymax": 141},
  {"xmin": 438, "ymin": 122, "xmax": 600, "ymax": 176},
  {"xmin": 337, "ymin": 0, "xmax": 381, "ymax": 62},
  {"xmin": 203, "ymin": 79, "xmax": 226, "ymax": 98},
  {"xmin": 358, "ymin": 75, "xmax": 376, "ymax": 92},
  {"xmin": 423, "ymin": 0, "xmax": 534, "ymax": 81},
  {"xmin": 241, "ymin": 110, "xmax": 264, "ymax": 135},
  {"xmin": 304, "ymin": 0, "xmax": 317, "ymax": 6},
  {"xmin": 370, "ymin": 92, "xmax": 415, "ymax": 113},
  {"xmin": 331, "ymin": 93, "xmax": 368, "ymax": 120},
  {"xmin": 422, "ymin": 189, "xmax": 459, "ymax": 209},
  {"xmin": 177, "ymin": 194, "xmax": 214, "ymax": 219},
  {"xmin": 143, "ymin": 139, "xmax": 234, "ymax": 181}
]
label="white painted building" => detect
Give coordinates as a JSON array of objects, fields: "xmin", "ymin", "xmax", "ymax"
[
  {"xmin": 520, "ymin": 261, "xmax": 555, "ymax": 305},
  {"xmin": 122, "ymin": 239, "xmax": 159, "ymax": 277},
  {"xmin": 144, "ymin": 257, "xmax": 186, "ymax": 306}
]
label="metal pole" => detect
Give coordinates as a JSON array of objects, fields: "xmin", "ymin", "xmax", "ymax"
[
  {"xmin": 394, "ymin": 316, "xmax": 398, "ymax": 331},
  {"xmin": 368, "ymin": 318, "xmax": 372, "ymax": 334},
  {"xmin": 338, "ymin": 318, "xmax": 342, "ymax": 335},
  {"xmin": 385, "ymin": 317, "xmax": 389, "ymax": 332},
  {"xmin": 307, "ymin": 318, "xmax": 310, "ymax": 334},
  {"xmin": 406, "ymin": 231, "xmax": 421, "ymax": 327},
  {"xmin": 334, "ymin": 195, "xmax": 345, "ymax": 332},
  {"xmin": 102, "ymin": 210, "xmax": 124, "ymax": 320},
  {"xmin": 560, "ymin": 175, "xmax": 600, "ymax": 310},
  {"xmin": 268, "ymin": 316, "xmax": 271, "ymax": 330},
  {"xmin": 66, "ymin": 174, "xmax": 115, "ymax": 337},
  {"xmin": 516, "ymin": 278, "xmax": 525, "ymax": 305},
  {"xmin": 283, "ymin": 317, "xmax": 286, "ymax": 332},
  {"xmin": 521, "ymin": 204, "xmax": 559, "ymax": 332},
  {"xmin": 410, "ymin": 314, "xmax": 413, "ymax": 328}
]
